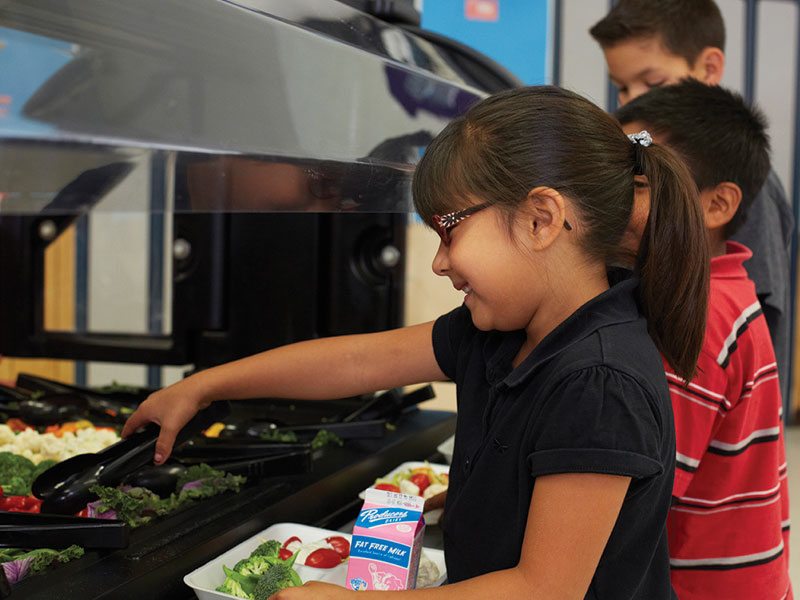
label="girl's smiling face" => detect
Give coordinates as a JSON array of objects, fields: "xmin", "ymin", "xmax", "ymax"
[
  {"xmin": 432, "ymin": 202, "xmax": 541, "ymax": 333},
  {"xmin": 429, "ymin": 189, "xmax": 611, "ymax": 354}
]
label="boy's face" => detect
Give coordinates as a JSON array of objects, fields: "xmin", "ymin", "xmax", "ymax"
[{"xmin": 603, "ymin": 36, "xmax": 720, "ymax": 106}]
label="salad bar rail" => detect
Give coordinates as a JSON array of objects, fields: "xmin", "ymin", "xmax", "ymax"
[{"xmin": 10, "ymin": 408, "xmax": 455, "ymax": 599}]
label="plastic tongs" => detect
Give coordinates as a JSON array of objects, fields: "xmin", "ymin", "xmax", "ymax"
[
  {"xmin": 12, "ymin": 373, "xmax": 145, "ymax": 425},
  {"xmin": 342, "ymin": 385, "xmax": 435, "ymax": 422},
  {"xmin": 31, "ymin": 401, "xmax": 231, "ymax": 515},
  {"xmin": 245, "ymin": 419, "xmax": 387, "ymax": 441},
  {"xmin": 0, "ymin": 512, "xmax": 129, "ymax": 550}
]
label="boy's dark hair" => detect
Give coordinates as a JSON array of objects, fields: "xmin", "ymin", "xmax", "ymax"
[
  {"xmin": 615, "ymin": 79, "xmax": 771, "ymax": 238},
  {"xmin": 590, "ymin": 0, "xmax": 725, "ymax": 65},
  {"xmin": 413, "ymin": 86, "xmax": 710, "ymax": 381}
]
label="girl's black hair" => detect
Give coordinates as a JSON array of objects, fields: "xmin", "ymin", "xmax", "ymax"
[{"xmin": 413, "ymin": 86, "xmax": 709, "ymax": 381}]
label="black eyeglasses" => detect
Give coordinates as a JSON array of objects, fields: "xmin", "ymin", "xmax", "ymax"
[{"xmin": 432, "ymin": 203, "xmax": 572, "ymax": 246}]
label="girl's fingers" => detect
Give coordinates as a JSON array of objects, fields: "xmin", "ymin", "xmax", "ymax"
[
  {"xmin": 153, "ymin": 426, "xmax": 178, "ymax": 464},
  {"xmin": 120, "ymin": 406, "xmax": 152, "ymax": 438}
]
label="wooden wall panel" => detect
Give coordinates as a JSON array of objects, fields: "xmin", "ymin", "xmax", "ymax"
[{"xmin": 0, "ymin": 228, "xmax": 75, "ymax": 386}]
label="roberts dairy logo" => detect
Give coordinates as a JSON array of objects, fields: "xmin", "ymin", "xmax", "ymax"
[{"xmin": 359, "ymin": 508, "xmax": 411, "ymax": 525}]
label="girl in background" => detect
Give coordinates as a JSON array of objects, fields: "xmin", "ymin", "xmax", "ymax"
[{"xmin": 123, "ymin": 86, "xmax": 709, "ymax": 599}]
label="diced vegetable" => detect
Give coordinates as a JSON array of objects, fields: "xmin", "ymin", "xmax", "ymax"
[
  {"xmin": 371, "ymin": 462, "xmax": 449, "ymax": 499},
  {"xmin": 0, "ymin": 425, "xmax": 119, "ymax": 464}
]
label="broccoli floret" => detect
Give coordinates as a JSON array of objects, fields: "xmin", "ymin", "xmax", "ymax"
[
  {"xmin": 219, "ymin": 565, "xmax": 257, "ymax": 599},
  {"xmin": 250, "ymin": 540, "xmax": 281, "ymax": 560},
  {"xmin": 0, "ymin": 452, "xmax": 36, "ymax": 495},
  {"xmin": 235, "ymin": 555, "xmax": 278, "ymax": 578},
  {"xmin": 252, "ymin": 562, "xmax": 302, "ymax": 600},
  {"xmin": 216, "ymin": 575, "xmax": 252, "ymax": 599}
]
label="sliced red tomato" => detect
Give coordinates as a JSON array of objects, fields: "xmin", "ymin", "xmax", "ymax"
[
  {"xmin": 282, "ymin": 535, "xmax": 302, "ymax": 549},
  {"xmin": 304, "ymin": 547, "xmax": 342, "ymax": 569},
  {"xmin": 325, "ymin": 536, "xmax": 350, "ymax": 559},
  {"xmin": 278, "ymin": 547, "xmax": 293, "ymax": 561},
  {"xmin": 374, "ymin": 483, "xmax": 400, "ymax": 493},
  {"xmin": 408, "ymin": 473, "xmax": 430, "ymax": 495}
]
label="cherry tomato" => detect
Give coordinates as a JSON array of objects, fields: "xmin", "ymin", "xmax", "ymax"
[
  {"xmin": 278, "ymin": 547, "xmax": 293, "ymax": 561},
  {"xmin": 304, "ymin": 547, "xmax": 342, "ymax": 569},
  {"xmin": 76, "ymin": 508, "xmax": 90, "ymax": 518},
  {"xmin": 325, "ymin": 536, "xmax": 350, "ymax": 559},
  {"xmin": 374, "ymin": 483, "xmax": 400, "ymax": 493},
  {"xmin": 408, "ymin": 473, "xmax": 430, "ymax": 495}
]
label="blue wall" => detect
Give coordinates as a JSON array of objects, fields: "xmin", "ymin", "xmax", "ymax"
[{"xmin": 421, "ymin": 0, "xmax": 550, "ymax": 85}]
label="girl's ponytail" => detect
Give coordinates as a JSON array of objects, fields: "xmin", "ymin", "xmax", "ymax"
[{"xmin": 634, "ymin": 141, "xmax": 710, "ymax": 381}]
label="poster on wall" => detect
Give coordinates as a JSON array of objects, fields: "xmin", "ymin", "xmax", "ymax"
[{"xmin": 465, "ymin": 0, "xmax": 499, "ymax": 22}]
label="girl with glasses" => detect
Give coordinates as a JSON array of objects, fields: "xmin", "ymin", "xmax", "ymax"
[{"xmin": 124, "ymin": 86, "xmax": 708, "ymax": 599}]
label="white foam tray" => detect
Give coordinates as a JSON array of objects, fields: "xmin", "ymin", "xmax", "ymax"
[
  {"xmin": 184, "ymin": 522, "xmax": 446, "ymax": 600},
  {"xmin": 359, "ymin": 461, "xmax": 449, "ymax": 499},
  {"xmin": 359, "ymin": 461, "xmax": 450, "ymax": 525}
]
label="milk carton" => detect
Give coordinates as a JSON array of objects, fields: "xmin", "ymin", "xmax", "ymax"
[{"xmin": 346, "ymin": 488, "xmax": 425, "ymax": 591}]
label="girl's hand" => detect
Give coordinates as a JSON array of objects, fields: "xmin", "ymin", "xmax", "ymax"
[
  {"xmin": 269, "ymin": 581, "xmax": 356, "ymax": 600},
  {"xmin": 120, "ymin": 376, "xmax": 210, "ymax": 464}
]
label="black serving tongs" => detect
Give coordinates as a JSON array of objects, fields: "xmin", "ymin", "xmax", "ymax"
[
  {"xmin": 31, "ymin": 401, "xmax": 231, "ymax": 515},
  {"xmin": 15, "ymin": 372, "xmax": 150, "ymax": 404},
  {"xmin": 0, "ymin": 512, "xmax": 129, "ymax": 550},
  {"xmin": 13, "ymin": 373, "xmax": 145, "ymax": 425},
  {"xmin": 246, "ymin": 419, "xmax": 387, "ymax": 441},
  {"xmin": 342, "ymin": 385, "xmax": 435, "ymax": 422}
]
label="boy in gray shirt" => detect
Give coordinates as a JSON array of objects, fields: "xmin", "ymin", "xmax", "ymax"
[{"xmin": 590, "ymin": 0, "xmax": 794, "ymax": 413}]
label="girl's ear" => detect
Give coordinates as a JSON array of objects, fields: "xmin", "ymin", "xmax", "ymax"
[{"xmin": 524, "ymin": 186, "xmax": 569, "ymax": 250}]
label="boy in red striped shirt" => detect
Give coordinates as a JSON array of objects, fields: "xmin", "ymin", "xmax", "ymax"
[{"xmin": 616, "ymin": 80, "xmax": 791, "ymax": 600}]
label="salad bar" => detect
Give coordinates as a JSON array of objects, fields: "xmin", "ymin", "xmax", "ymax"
[{"xmin": 0, "ymin": 375, "xmax": 455, "ymax": 599}]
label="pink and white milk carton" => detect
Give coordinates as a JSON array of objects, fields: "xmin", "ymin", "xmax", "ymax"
[{"xmin": 346, "ymin": 488, "xmax": 425, "ymax": 591}]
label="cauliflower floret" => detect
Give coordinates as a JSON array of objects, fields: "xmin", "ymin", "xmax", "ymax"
[
  {"xmin": 0, "ymin": 427, "xmax": 119, "ymax": 464},
  {"xmin": 0, "ymin": 425, "xmax": 15, "ymax": 445}
]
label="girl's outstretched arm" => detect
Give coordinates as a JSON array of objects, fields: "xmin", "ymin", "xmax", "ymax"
[
  {"xmin": 270, "ymin": 472, "xmax": 630, "ymax": 600},
  {"xmin": 121, "ymin": 321, "xmax": 444, "ymax": 463}
]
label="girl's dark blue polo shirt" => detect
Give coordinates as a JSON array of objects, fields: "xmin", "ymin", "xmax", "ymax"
[{"xmin": 432, "ymin": 278, "xmax": 676, "ymax": 599}]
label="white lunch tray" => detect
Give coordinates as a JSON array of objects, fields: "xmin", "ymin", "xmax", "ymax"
[{"xmin": 184, "ymin": 522, "xmax": 446, "ymax": 600}]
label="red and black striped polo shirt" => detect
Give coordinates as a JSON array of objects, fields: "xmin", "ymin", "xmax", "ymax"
[{"xmin": 665, "ymin": 242, "xmax": 791, "ymax": 600}]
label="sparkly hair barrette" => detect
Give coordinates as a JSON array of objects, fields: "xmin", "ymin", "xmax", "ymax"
[{"xmin": 627, "ymin": 130, "xmax": 653, "ymax": 147}]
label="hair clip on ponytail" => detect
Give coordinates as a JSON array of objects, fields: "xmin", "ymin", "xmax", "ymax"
[
  {"xmin": 627, "ymin": 130, "xmax": 653, "ymax": 147},
  {"xmin": 628, "ymin": 130, "xmax": 652, "ymax": 175}
]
